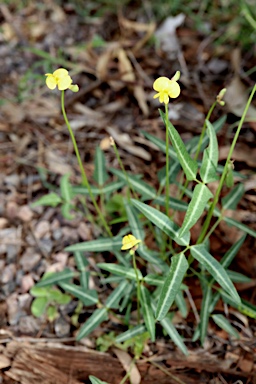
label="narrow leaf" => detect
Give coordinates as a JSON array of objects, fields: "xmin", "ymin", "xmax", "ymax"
[
  {"xmin": 199, "ymin": 120, "xmax": 219, "ymax": 183},
  {"xmin": 132, "ymin": 199, "xmax": 190, "ymax": 246},
  {"xmin": 190, "ymin": 245, "xmax": 241, "ymax": 304},
  {"xmin": 160, "ymin": 317, "xmax": 188, "ymax": 355},
  {"xmin": 160, "ymin": 110, "xmax": 198, "ymax": 181},
  {"xmin": 179, "ymin": 184, "xmax": 213, "ymax": 237},
  {"xmin": 115, "ymin": 325, "xmax": 146, "ymax": 343},
  {"xmin": 98, "ymin": 263, "xmax": 143, "ymax": 281},
  {"xmin": 73, "ymin": 181, "xmax": 125, "ymax": 196},
  {"xmin": 156, "ymin": 253, "xmax": 188, "ymax": 321},
  {"xmin": 199, "ymin": 284, "xmax": 212, "ymax": 345},
  {"xmin": 65, "ymin": 237, "xmax": 122, "ymax": 253},
  {"xmin": 59, "ymin": 283, "xmax": 98, "ymax": 306},
  {"xmin": 60, "ymin": 174, "xmax": 73, "ymax": 202},
  {"xmin": 35, "ymin": 269, "xmax": 76, "ymax": 287},
  {"xmin": 89, "ymin": 375, "xmax": 108, "ymax": 384},
  {"xmin": 221, "ymin": 183, "xmax": 244, "ymax": 210},
  {"xmin": 76, "ymin": 308, "xmax": 108, "ymax": 340},
  {"xmin": 140, "ymin": 285, "xmax": 156, "ymax": 341},
  {"xmin": 212, "ymin": 314, "xmax": 239, "ymax": 339},
  {"xmin": 93, "ymin": 146, "xmax": 108, "ymax": 186},
  {"xmin": 31, "ymin": 193, "xmax": 62, "ymax": 208},
  {"xmin": 105, "ymin": 280, "xmax": 130, "ymax": 309},
  {"xmin": 110, "ymin": 168, "xmax": 156, "ymax": 199}
]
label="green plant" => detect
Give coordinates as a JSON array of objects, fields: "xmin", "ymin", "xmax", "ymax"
[
  {"xmin": 31, "ymin": 67, "xmax": 256, "ymax": 358},
  {"xmin": 30, "ymin": 283, "xmax": 71, "ymax": 322}
]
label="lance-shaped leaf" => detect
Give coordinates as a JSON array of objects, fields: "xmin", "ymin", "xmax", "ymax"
[
  {"xmin": 199, "ymin": 284, "xmax": 212, "ymax": 345},
  {"xmin": 179, "ymin": 184, "xmax": 213, "ymax": 237},
  {"xmin": 73, "ymin": 181, "xmax": 125, "ymax": 196},
  {"xmin": 132, "ymin": 199, "xmax": 190, "ymax": 246},
  {"xmin": 35, "ymin": 268, "xmax": 76, "ymax": 287},
  {"xmin": 76, "ymin": 308, "xmax": 108, "ymax": 340},
  {"xmin": 140, "ymin": 285, "xmax": 156, "ymax": 341},
  {"xmin": 110, "ymin": 168, "xmax": 156, "ymax": 199},
  {"xmin": 155, "ymin": 253, "xmax": 188, "ymax": 321},
  {"xmin": 159, "ymin": 110, "xmax": 198, "ymax": 181},
  {"xmin": 65, "ymin": 237, "xmax": 122, "ymax": 253},
  {"xmin": 190, "ymin": 244, "xmax": 241, "ymax": 304},
  {"xmin": 221, "ymin": 183, "xmax": 244, "ymax": 210},
  {"xmin": 199, "ymin": 120, "xmax": 219, "ymax": 183},
  {"xmin": 212, "ymin": 314, "xmax": 239, "ymax": 339},
  {"xmin": 124, "ymin": 201, "xmax": 145, "ymax": 241},
  {"xmin": 59, "ymin": 283, "xmax": 98, "ymax": 306},
  {"xmin": 93, "ymin": 146, "xmax": 108, "ymax": 186},
  {"xmin": 159, "ymin": 316, "xmax": 188, "ymax": 355},
  {"xmin": 115, "ymin": 325, "xmax": 146, "ymax": 343},
  {"xmin": 98, "ymin": 263, "xmax": 143, "ymax": 281}
]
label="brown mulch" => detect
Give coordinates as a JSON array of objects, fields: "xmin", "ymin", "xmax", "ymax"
[{"xmin": 0, "ymin": 1, "xmax": 256, "ymax": 383}]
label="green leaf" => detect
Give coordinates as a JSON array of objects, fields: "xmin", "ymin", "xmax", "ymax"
[
  {"xmin": 175, "ymin": 289, "xmax": 188, "ymax": 318},
  {"xmin": 105, "ymin": 280, "xmax": 130, "ymax": 309},
  {"xmin": 199, "ymin": 284, "xmax": 212, "ymax": 345},
  {"xmin": 213, "ymin": 208, "xmax": 256, "ymax": 238},
  {"xmin": 219, "ymin": 234, "xmax": 247, "ymax": 271},
  {"xmin": 31, "ymin": 297, "xmax": 48, "ymax": 317},
  {"xmin": 156, "ymin": 253, "xmax": 188, "ymax": 321},
  {"xmin": 137, "ymin": 246, "xmax": 168, "ymax": 272},
  {"xmin": 30, "ymin": 286, "xmax": 50, "ymax": 297},
  {"xmin": 227, "ymin": 270, "xmax": 252, "ymax": 283},
  {"xmin": 61, "ymin": 201, "xmax": 75, "ymax": 220},
  {"xmin": 89, "ymin": 376, "xmax": 108, "ymax": 384},
  {"xmin": 221, "ymin": 183, "xmax": 245, "ymax": 210},
  {"xmin": 47, "ymin": 306, "xmax": 58, "ymax": 322},
  {"xmin": 60, "ymin": 174, "xmax": 73, "ymax": 202},
  {"xmin": 140, "ymin": 285, "xmax": 155, "ymax": 341},
  {"xmin": 73, "ymin": 181, "xmax": 125, "ymax": 196},
  {"xmin": 93, "ymin": 146, "xmax": 108, "ymax": 186},
  {"xmin": 31, "ymin": 193, "xmax": 62, "ymax": 208},
  {"xmin": 199, "ymin": 120, "xmax": 219, "ymax": 183},
  {"xmin": 144, "ymin": 274, "xmax": 164, "ymax": 286},
  {"xmin": 115, "ymin": 325, "xmax": 146, "ymax": 343},
  {"xmin": 110, "ymin": 168, "xmax": 157, "ymax": 199},
  {"xmin": 74, "ymin": 251, "xmax": 89, "ymax": 289},
  {"xmin": 65, "ymin": 237, "xmax": 123, "ymax": 253},
  {"xmin": 159, "ymin": 110, "xmax": 198, "ymax": 181},
  {"xmin": 98, "ymin": 263, "xmax": 143, "ymax": 281},
  {"xmin": 59, "ymin": 283, "xmax": 98, "ymax": 306},
  {"xmin": 190, "ymin": 245, "xmax": 241, "ymax": 304},
  {"xmin": 35, "ymin": 269, "xmax": 76, "ymax": 287},
  {"xmin": 179, "ymin": 184, "xmax": 213, "ymax": 237},
  {"xmin": 212, "ymin": 314, "xmax": 239, "ymax": 339},
  {"xmin": 153, "ymin": 195, "xmax": 188, "ymax": 212},
  {"xmin": 221, "ymin": 291, "xmax": 256, "ymax": 319},
  {"xmin": 76, "ymin": 308, "xmax": 108, "ymax": 340},
  {"xmin": 124, "ymin": 201, "xmax": 145, "ymax": 241},
  {"xmin": 160, "ymin": 316, "xmax": 188, "ymax": 355},
  {"xmin": 131, "ymin": 199, "xmax": 190, "ymax": 246}
]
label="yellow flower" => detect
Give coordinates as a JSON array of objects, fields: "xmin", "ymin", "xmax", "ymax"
[
  {"xmin": 153, "ymin": 75, "xmax": 180, "ymax": 104},
  {"xmin": 121, "ymin": 234, "xmax": 141, "ymax": 251},
  {"xmin": 45, "ymin": 68, "xmax": 78, "ymax": 91}
]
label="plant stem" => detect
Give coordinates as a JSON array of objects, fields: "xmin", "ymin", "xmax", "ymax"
[
  {"xmin": 198, "ymin": 84, "xmax": 256, "ymax": 243},
  {"xmin": 61, "ymin": 91, "xmax": 112, "ymax": 237},
  {"xmin": 165, "ymin": 103, "xmax": 170, "ymax": 215}
]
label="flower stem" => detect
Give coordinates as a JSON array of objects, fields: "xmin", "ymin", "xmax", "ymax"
[
  {"xmin": 165, "ymin": 103, "xmax": 170, "ymax": 215},
  {"xmin": 61, "ymin": 91, "xmax": 112, "ymax": 237},
  {"xmin": 198, "ymin": 84, "xmax": 256, "ymax": 243}
]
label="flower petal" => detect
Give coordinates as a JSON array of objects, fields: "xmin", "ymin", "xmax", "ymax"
[
  {"xmin": 153, "ymin": 77, "xmax": 170, "ymax": 92},
  {"xmin": 53, "ymin": 68, "xmax": 69, "ymax": 78},
  {"xmin": 167, "ymin": 81, "xmax": 180, "ymax": 98},
  {"xmin": 121, "ymin": 234, "xmax": 141, "ymax": 250},
  {"xmin": 45, "ymin": 75, "xmax": 57, "ymax": 90},
  {"xmin": 57, "ymin": 75, "xmax": 72, "ymax": 90}
]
